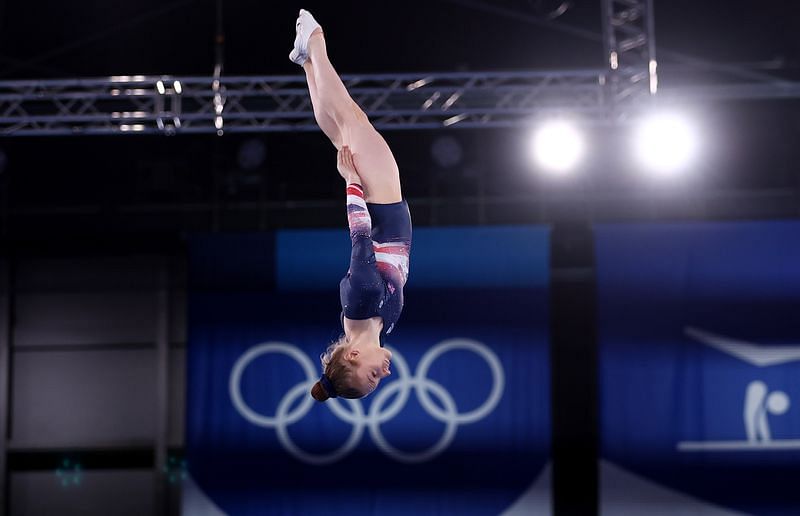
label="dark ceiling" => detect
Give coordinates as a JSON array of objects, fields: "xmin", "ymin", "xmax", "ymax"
[
  {"xmin": 0, "ymin": 0, "xmax": 799, "ymax": 248},
  {"xmin": 1, "ymin": 1, "xmax": 798, "ymax": 79}
]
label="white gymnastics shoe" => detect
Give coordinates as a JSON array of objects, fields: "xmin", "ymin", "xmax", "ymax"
[{"xmin": 289, "ymin": 9, "xmax": 322, "ymax": 66}]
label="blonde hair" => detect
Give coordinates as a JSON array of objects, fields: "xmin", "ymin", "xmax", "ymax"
[
  {"xmin": 310, "ymin": 335, "xmax": 365, "ymax": 401},
  {"xmin": 319, "ymin": 335, "xmax": 348, "ymax": 371}
]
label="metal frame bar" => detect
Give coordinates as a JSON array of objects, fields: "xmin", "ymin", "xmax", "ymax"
[
  {"xmin": 154, "ymin": 260, "xmax": 171, "ymax": 516},
  {"xmin": 601, "ymin": 0, "xmax": 657, "ymax": 118},
  {"xmin": 0, "ymin": 260, "xmax": 10, "ymax": 514},
  {"xmin": 0, "ymin": 71, "xmax": 798, "ymax": 136}
]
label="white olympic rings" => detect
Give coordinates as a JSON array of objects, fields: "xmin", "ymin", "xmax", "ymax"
[{"xmin": 229, "ymin": 338, "xmax": 505, "ymax": 465}]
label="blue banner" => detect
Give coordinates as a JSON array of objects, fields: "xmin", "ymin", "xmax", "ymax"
[
  {"xmin": 596, "ymin": 221, "xmax": 800, "ymax": 515},
  {"xmin": 186, "ymin": 226, "xmax": 551, "ymax": 515}
]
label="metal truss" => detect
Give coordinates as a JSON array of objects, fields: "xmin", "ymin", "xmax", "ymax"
[
  {"xmin": 0, "ymin": 70, "xmax": 799, "ymax": 137},
  {"xmin": 0, "ymin": 71, "xmax": 607, "ymax": 136},
  {"xmin": 601, "ymin": 0, "xmax": 657, "ymax": 116}
]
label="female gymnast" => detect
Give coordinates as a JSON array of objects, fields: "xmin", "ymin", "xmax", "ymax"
[{"xmin": 288, "ymin": 10, "xmax": 412, "ymax": 401}]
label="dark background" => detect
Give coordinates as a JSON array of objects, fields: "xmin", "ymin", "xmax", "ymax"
[
  {"xmin": 0, "ymin": 0, "xmax": 799, "ymax": 242},
  {"xmin": 0, "ymin": 1, "xmax": 798, "ymax": 515}
]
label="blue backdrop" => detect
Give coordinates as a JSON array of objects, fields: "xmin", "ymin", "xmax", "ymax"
[
  {"xmin": 596, "ymin": 221, "xmax": 800, "ymax": 515},
  {"xmin": 186, "ymin": 225, "xmax": 551, "ymax": 515}
]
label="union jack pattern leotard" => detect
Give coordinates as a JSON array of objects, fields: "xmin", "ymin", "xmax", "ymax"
[{"xmin": 340, "ymin": 183, "xmax": 412, "ymax": 344}]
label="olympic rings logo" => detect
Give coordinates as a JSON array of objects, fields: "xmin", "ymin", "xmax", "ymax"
[{"xmin": 229, "ymin": 339, "xmax": 505, "ymax": 465}]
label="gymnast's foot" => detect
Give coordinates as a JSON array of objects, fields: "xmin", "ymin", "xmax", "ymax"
[{"xmin": 289, "ymin": 9, "xmax": 323, "ymax": 66}]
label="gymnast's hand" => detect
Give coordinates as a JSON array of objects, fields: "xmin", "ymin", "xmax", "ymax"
[{"xmin": 337, "ymin": 145, "xmax": 361, "ymax": 185}]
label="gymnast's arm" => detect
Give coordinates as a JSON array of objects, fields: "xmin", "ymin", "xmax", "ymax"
[
  {"xmin": 345, "ymin": 181, "xmax": 375, "ymax": 265},
  {"xmin": 339, "ymin": 147, "xmax": 383, "ymax": 305},
  {"xmin": 339, "ymin": 146, "xmax": 375, "ymax": 267},
  {"xmin": 339, "ymin": 146, "xmax": 370, "ymax": 239}
]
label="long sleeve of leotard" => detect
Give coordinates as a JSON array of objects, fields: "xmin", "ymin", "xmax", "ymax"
[
  {"xmin": 346, "ymin": 183, "xmax": 372, "ymax": 241},
  {"xmin": 341, "ymin": 183, "xmax": 384, "ymax": 318}
]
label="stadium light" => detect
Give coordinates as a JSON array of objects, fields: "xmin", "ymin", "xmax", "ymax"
[
  {"xmin": 633, "ymin": 111, "xmax": 700, "ymax": 176},
  {"xmin": 530, "ymin": 120, "xmax": 585, "ymax": 174}
]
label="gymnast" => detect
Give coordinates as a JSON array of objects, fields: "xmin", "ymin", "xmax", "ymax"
[{"xmin": 289, "ymin": 10, "xmax": 412, "ymax": 401}]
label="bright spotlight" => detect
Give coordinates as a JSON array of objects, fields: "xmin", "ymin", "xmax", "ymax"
[
  {"xmin": 634, "ymin": 112, "xmax": 699, "ymax": 175},
  {"xmin": 531, "ymin": 120, "xmax": 584, "ymax": 173}
]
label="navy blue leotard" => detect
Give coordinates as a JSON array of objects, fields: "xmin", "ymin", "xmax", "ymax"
[{"xmin": 339, "ymin": 183, "xmax": 412, "ymax": 345}]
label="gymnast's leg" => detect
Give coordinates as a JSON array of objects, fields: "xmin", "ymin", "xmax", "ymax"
[
  {"xmin": 302, "ymin": 61, "xmax": 342, "ymax": 149},
  {"xmin": 293, "ymin": 11, "xmax": 402, "ymax": 204}
]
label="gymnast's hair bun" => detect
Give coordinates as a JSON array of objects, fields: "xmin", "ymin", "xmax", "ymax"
[{"xmin": 310, "ymin": 381, "xmax": 330, "ymax": 402}]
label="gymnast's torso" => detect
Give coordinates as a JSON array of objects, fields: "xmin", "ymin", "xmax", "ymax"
[{"xmin": 339, "ymin": 188, "xmax": 412, "ymax": 345}]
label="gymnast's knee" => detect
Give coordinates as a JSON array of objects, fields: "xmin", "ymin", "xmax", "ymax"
[{"xmin": 332, "ymin": 101, "xmax": 370, "ymax": 132}]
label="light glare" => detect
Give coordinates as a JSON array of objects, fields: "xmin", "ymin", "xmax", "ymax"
[
  {"xmin": 634, "ymin": 112, "xmax": 699, "ymax": 175},
  {"xmin": 531, "ymin": 120, "xmax": 584, "ymax": 173}
]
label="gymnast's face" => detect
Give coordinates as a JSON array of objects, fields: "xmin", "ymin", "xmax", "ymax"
[{"xmin": 348, "ymin": 344, "xmax": 392, "ymax": 395}]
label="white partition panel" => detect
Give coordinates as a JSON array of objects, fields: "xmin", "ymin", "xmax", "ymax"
[
  {"xmin": 11, "ymin": 349, "xmax": 157, "ymax": 448},
  {"xmin": 16, "ymin": 257, "xmax": 161, "ymax": 292},
  {"xmin": 6, "ymin": 254, "xmax": 188, "ymax": 514},
  {"xmin": 171, "ymin": 289, "xmax": 187, "ymax": 344},
  {"xmin": 11, "ymin": 470, "xmax": 155, "ymax": 516},
  {"xmin": 169, "ymin": 347, "xmax": 186, "ymax": 447},
  {"xmin": 14, "ymin": 256, "xmax": 162, "ymax": 348},
  {"xmin": 14, "ymin": 291, "xmax": 158, "ymax": 347}
]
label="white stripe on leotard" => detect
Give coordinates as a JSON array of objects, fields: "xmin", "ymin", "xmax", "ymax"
[{"xmin": 347, "ymin": 194, "xmax": 368, "ymax": 210}]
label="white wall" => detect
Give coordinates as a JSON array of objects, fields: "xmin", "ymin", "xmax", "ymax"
[{"xmin": 4, "ymin": 255, "xmax": 186, "ymax": 515}]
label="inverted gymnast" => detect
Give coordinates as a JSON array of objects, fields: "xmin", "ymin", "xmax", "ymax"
[{"xmin": 289, "ymin": 10, "xmax": 412, "ymax": 401}]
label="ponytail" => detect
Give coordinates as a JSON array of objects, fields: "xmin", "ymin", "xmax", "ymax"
[{"xmin": 310, "ymin": 381, "xmax": 330, "ymax": 402}]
